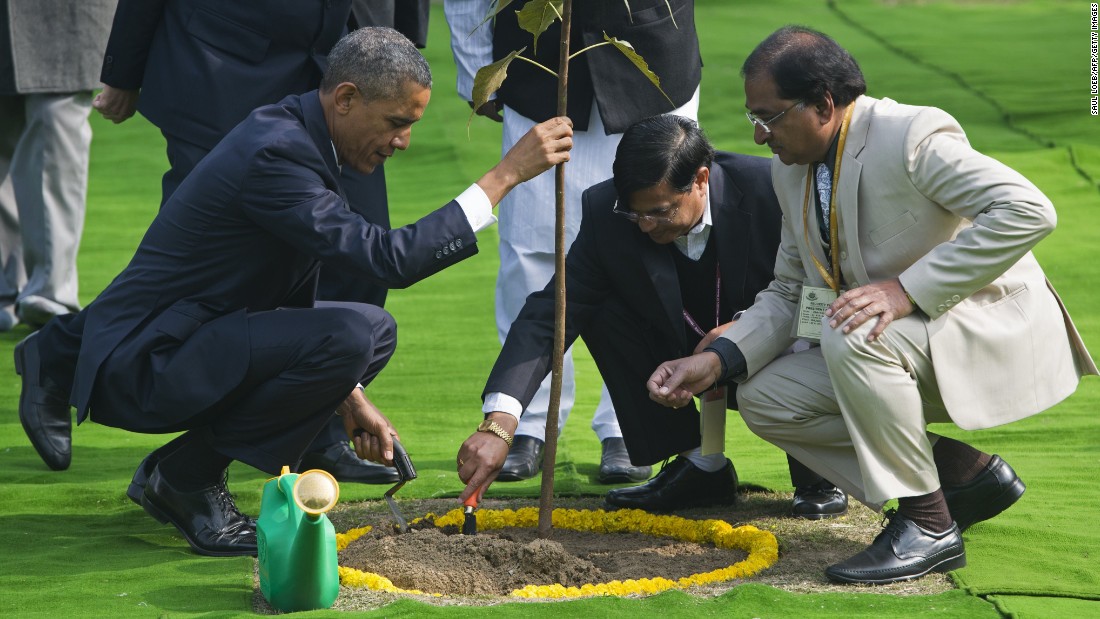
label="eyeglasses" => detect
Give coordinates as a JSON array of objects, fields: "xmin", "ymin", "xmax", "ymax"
[
  {"xmin": 612, "ymin": 197, "xmax": 681, "ymax": 225},
  {"xmin": 745, "ymin": 100, "xmax": 802, "ymax": 134}
]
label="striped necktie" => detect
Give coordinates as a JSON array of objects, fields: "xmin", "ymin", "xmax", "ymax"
[{"xmin": 815, "ymin": 163, "xmax": 831, "ymax": 241}]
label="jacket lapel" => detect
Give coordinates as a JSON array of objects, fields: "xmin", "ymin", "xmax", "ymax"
[
  {"xmin": 837, "ymin": 96, "xmax": 872, "ymax": 287},
  {"xmin": 710, "ymin": 164, "xmax": 750, "ymax": 311},
  {"xmin": 638, "ymin": 228, "xmax": 683, "ymax": 348}
]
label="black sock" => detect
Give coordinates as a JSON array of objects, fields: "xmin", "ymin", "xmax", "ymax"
[
  {"xmin": 156, "ymin": 432, "xmax": 232, "ymax": 492},
  {"xmin": 897, "ymin": 489, "xmax": 953, "ymax": 533},
  {"xmin": 931, "ymin": 435, "xmax": 992, "ymax": 486}
]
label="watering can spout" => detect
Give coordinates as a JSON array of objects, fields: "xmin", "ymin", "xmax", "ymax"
[{"xmin": 257, "ymin": 467, "xmax": 341, "ymax": 612}]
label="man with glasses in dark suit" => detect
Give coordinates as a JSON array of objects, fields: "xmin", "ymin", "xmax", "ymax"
[{"xmin": 457, "ymin": 115, "xmax": 847, "ymax": 519}]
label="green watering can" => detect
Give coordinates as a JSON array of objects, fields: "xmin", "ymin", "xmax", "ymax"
[{"xmin": 257, "ymin": 466, "xmax": 341, "ymax": 612}]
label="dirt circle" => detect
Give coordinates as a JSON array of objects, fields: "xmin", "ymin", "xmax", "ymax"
[
  {"xmin": 340, "ymin": 520, "xmax": 749, "ymax": 596},
  {"xmin": 252, "ymin": 495, "xmax": 955, "ymax": 612}
]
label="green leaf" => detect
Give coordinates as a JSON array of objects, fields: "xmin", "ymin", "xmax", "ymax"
[
  {"xmin": 516, "ymin": 0, "xmax": 563, "ymax": 53},
  {"xmin": 602, "ymin": 33, "xmax": 674, "ymax": 106},
  {"xmin": 469, "ymin": 47, "xmax": 527, "ymax": 129},
  {"xmin": 472, "ymin": 0, "xmax": 517, "ymax": 36}
]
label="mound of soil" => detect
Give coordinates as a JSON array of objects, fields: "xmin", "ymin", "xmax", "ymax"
[{"xmin": 339, "ymin": 523, "xmax": 747, "ymax": 596}]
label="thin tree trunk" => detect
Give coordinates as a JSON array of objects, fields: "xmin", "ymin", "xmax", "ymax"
[{"xmin": 537, "ymin": 0, "xmax": 573, "ymax": 539}]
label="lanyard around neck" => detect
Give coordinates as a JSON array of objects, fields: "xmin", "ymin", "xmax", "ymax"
[
  {"xmin": 801, "ymin": 103, "xmax": 854, "ymax": 294},
  {"xmin": 683, "ymin": 263, "xmax": 721, "ymax": 338}
]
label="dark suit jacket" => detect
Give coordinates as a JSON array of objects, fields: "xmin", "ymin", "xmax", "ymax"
[
  {"xmin": 483, "ymin": 152, "xmax": 781, "ymax": 464},
  {"xmin": 100, "ymin": 0, "xmax": 350, "ymax": 150},
  {"xmin": 71, "ymin": 92, "xmax": 477, "ymax": 426},
  {"xmin": 492, "ymin": 0, "xmax": 701, "ymax": 133}
]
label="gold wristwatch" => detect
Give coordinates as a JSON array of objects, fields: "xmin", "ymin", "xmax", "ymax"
[{"xmin": 477, "ymin": 419, "xmax": 514, "ymax": 447}]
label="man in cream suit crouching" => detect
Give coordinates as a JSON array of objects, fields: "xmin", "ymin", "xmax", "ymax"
[{"xmin": 646, "ymin": 26, "xmax": 1097, "ymax": 585}]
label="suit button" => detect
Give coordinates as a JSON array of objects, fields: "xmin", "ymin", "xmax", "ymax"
[
  {"xmin": 951, "ymin": 294, "xmax": 961, "ymax": 302},
  {"xmin": 435, "ymin": 250, "xmax": 442, "ymax": 259},
  {"xmin": 840, "ymin": 251, "xmax": 847, "ymax": 260},
  {"xmin": 937, "ymin": 304, "xmax": 946, "ymax": 312},
  {"xmin": 456, "ymin": 238, "xmax": 463, "ymax": 248},
  {"xmin": 443, "ymin": 246, "xmax": 450, "ymax": 256},
  {"xmin": 945, "ymin": 300, "xmax": 954, "ymax": 307},
  {"xmin": 449, "ymin": 241, "xmax": 457, "ymax": 251}
]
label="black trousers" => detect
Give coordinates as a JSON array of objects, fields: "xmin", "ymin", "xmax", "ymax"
[
  {"xmin": 160, "ymin": 132, "xmax": 393, "ymax": 453},
  {"xmin": 582, "ymin": 296, "xmax": 825, "ymax": 488},
  {"xmin": 40, "ymin": 302, "xmax": 396, "ymax": 474}
]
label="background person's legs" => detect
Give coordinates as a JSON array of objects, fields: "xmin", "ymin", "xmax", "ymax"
[{"xmin": 13, "ymin": 93, "xmax": 92, "ymax": 323}]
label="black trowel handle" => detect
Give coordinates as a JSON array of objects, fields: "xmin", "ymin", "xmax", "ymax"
[{"xmin": 391, "ymin": 436, "xmax": 417, "ymax": 482}]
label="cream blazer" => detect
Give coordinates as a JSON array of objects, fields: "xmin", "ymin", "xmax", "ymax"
[{"xmin": 724, "ymin": 95, "xmax": 1096, "ymax": 430}]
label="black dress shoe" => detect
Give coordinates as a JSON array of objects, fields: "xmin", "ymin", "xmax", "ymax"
[
  {"xmin": 496, "ymin": 435, "xmax": 544, "ymax": 482},
  {"xmin": 605, "ymin": 456, "xmax": 737, "ymax": 512},
  {"xmin": 129, "ymin": 452, "xmax": 158, "ymax": 505},
  {"xmin": 792, "ymin": 482, "xmax": 848, "ymax": 520},
  {"xmin": 825, "ymin": 510, "xmax": 966, "ymax": 584},
  {"xmin": 14, "ymin": 332, "xmax": 72, "ymax": 471},
  {"xmin": 943, "ymin": 455, "xmax": 1025, "ymax": 533},
  {"xmin": 597, "ymin": 437, "xmax": 651, "ymax": 484},
  {"xmin": 299, "ymin": 441, "xmax": 400, "ymax": 484},
  {"xmin": 141, "ymin": 467, "xmax": 257, "ymax": 557}
]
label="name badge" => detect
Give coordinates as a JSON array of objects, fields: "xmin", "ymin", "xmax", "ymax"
[
  {"xmin": 796, "ymin": 285, "xmax": 838, "ymax": 342},
  {"xmin": 699, "ymin": 386, "xmax": 727, "ymax": 456}
]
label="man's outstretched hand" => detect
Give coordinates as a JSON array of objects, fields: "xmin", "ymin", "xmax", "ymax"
[
  {"xmin": 646, "ymin": 351, "xmax": 724, "ymax": 409},
  {"xmin": 476, "ymin": 116, "xmax": 573, "ymax": 205}
]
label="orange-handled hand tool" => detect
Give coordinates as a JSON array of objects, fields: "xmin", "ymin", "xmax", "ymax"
[{"xmin": 462, "ymin": 485, "xmax": 487, "ymax": 535}]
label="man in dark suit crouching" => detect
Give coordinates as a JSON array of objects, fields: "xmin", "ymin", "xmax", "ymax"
[
  {"xmin": 15, "ymin": 27, "xmax": 572, "ymax": 557},
  {"xmin": 457, "ymin": 115, "xmax": 846, "ymax": 518}
]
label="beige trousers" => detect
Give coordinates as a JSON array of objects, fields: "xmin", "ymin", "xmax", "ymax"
[{"xmin": 737, "ymin": 313, "xmax": 953, "ymax": 507}]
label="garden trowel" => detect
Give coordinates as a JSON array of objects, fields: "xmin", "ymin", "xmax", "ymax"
[{"xmin": 383, "ymin": 437, "xmax": 417, "ymax": 532}]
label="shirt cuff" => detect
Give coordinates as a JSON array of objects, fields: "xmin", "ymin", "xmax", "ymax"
[
  {"xmin": 455, "ymin": 183, "xmax": 497, "ymax": 233},
  {"xmin": 703, "ymin": 338, "xmax": 748, "ymax": 383},
  {"xmin": 482, "ymin": 392, "xmax": 523, "ymax": 423}
]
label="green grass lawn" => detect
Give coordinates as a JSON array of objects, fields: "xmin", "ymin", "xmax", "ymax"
[{"xmin": 1, "ymin": 0, "xmax": 1098, "ymax": 616}]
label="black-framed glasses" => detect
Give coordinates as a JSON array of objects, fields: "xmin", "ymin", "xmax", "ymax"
[
  {"xmin": 612, "ymin": 198, "xmax": 681, "ymax": 225},
  {"xmin": 745, "ymin": 100, "xmax": 803, "ymax": 134}
]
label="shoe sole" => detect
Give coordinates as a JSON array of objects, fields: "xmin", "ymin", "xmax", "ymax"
[
  {"xmin": 14, "ymin": 340, "xmax": 71, "ymax": 471},
  {"xmin": 825, "ymin": 549, "xmax": 967, "ymax": 585},
  {"xmin": 597, "ymin": 473, "xmax": 651, "ymax": 484},
  {"xmin": 791, "ymin": 508, "xmax": 848, "ymax": 521},
  {"xmin": 140, "ymin": 492, "xmax": 257, "ymax": 557},
  {"xmin": 127, "ymin": 479, "xmax": 147, "ymax": 505},
  {"xmin": 957, "ymin": 478, "xmax": 1026, "ymax": 532},
  {"xmin": 495, "ymin": 470, "xmax": 540, "ymax": 482}
]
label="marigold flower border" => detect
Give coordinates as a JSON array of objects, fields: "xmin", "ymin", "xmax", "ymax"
[{"xmin": 336, "ymin": 506, "xmax": 779, "ymax": 599}]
